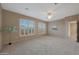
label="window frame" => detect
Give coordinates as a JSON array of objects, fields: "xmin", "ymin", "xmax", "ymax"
[{"xmin": 19, "ymin": 19, "xmax": 36, "ymax": 37}]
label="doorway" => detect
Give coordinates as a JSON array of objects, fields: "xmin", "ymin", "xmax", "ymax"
[{"xmin": 68, "ymin": 21, "xmax": 77, "ymax": 41}]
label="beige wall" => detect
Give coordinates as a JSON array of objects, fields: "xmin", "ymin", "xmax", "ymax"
[
  {"xmin": 0, "ymin": 4, "xmax": 2, "ymax": 50},
  {"xmin": 2, "ymin": 9, "xmax": 47, "ymax": 45},
  {"xmin": 48, "ymin": 19, "xmax": 67, "ymax": 38},
  {"xmin": 48, "ymin": 15, "xmax": 78, "ymax": 38}
]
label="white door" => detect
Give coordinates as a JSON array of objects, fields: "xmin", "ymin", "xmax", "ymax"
[{"xmin": 68, "ymin": 21, "xmax": 77, "ymax": 41}]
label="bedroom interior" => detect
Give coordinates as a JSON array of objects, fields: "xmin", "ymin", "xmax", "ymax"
[{"xmin": 0, "ymin": 3, "xmax": 79, "ymax": 55}]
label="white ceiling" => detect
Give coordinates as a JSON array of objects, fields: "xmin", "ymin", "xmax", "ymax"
[{"xmin": 1, "ymin": 3, "xmax": 79, "ymax": 21}]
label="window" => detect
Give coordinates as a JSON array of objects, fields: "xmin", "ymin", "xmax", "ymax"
[
  {"xmin": 38, "ymin": 22, "xmax": 46, "ymax": 34},
  {"xmin": 20, "ymin": 19, "xmax": 35, "ymax": 36}
]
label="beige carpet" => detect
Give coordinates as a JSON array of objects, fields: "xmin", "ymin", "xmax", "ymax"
[{"xmin": 0, "ymin": 36, "xmax": 79, "ymax": 55}]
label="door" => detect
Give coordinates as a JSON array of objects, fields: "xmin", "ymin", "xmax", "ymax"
[
  {"xmin": 77, "ymin": 21, "xmax": 79, "ymax": 42},
  {"xmin": 68, "ymin": 21, "xmax": 77, "ymax": 41},
  {"xmin": 0, "ymin": 4, "xmax": 2, "ymax": 50}
]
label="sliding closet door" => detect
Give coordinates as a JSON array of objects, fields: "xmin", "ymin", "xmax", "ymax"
[{"xmin": 0, "ymin": 4, "xmax": 2, "ymax": 50}]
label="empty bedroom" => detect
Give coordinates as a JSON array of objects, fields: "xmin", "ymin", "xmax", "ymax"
[{"xmin": 0, "ymin": 3, "xmax": 79, "ymax": 55}]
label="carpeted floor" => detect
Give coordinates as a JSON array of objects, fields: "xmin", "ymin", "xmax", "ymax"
[{"xmin": 0, "ymin": 36, "xmax": 79, "ymax": 55}]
